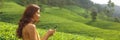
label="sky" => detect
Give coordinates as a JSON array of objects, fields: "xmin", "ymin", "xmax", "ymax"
[{"xmin": 90, "ymin": 0, "xmax": 120, "ymax": 6}]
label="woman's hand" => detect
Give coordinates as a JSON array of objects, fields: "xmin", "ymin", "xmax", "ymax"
[
  {"xmin": 41, "ymin": 29, "xmax": 55, "ymax": 40},
  {"xmin": 46, "ymin": 29, "xmax": 55, "ymax": 37}
]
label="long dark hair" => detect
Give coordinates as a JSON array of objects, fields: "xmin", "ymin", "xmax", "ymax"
[{"xmin": 16, "ymin": 4, "xmax": 40, "ymax": 38}]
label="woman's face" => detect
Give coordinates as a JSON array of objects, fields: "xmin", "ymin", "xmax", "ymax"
[{"xmin": 33, "ymin": 9, "xmax": 40, "ymax": 21}]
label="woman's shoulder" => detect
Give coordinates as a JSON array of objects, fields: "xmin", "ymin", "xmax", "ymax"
[
  {"xmin": 27, "ymin": 24, "xmax": 35, "ymax": 27},
  {"xmin": 25, "ymin": 24, "xmax": 36, "ymax": 29}
]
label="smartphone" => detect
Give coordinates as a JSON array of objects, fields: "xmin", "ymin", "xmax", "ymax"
[{"xmin": 53, "ymin": 25, "xmax": 57, "ymax": 29}]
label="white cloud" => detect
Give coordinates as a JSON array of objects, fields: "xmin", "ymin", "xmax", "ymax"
[{"xmin": 90, "ymin": 0, "xmax": 120, "ymax": 6}]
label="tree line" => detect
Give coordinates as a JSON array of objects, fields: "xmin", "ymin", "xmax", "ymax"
[{"xmin": 14, "ymin": 0, "xmax": 93, "ymax": 8}]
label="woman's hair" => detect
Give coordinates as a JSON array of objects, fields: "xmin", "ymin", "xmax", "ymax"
[{"xmin": 16, "ymin": 4, "xmax": 40, "ymax": 38}]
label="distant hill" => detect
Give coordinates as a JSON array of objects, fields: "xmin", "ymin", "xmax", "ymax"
[
  {"xmin": 97, "ymin": 4, "xmax": 120, "ymax": 17},
  {"xmin": 114, "ymin": 6, "xmax": 120, "ymax": 17}
]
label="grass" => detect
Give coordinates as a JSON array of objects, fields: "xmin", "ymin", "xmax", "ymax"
[{"xmin": 0, "ymin": 2, "xmax": 24, "ymax": 23}]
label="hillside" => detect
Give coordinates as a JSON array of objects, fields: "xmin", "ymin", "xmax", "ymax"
[
  {"xmin": 0, "ymin": 1, "xmax": 104, "ymax": 40},
  {"xmin": 1, "ymin": 1, "xmax": 120, "ymax": 40}
]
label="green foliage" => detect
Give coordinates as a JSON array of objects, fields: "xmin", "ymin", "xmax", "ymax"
[
  {"xmin": 14, "ymin": 0, "xmax": 93, "ymax": 9},
  {"xmin": 1, "ymin": 1, "xmax": 120, "ymax": 40},
  {"xmin": 0, "ymin": 2, "xmax": 24, "ymax": 23},
  {"xmin": 0, "ymin": 22, "xmax": 104, "ymax": 40},
  {"xmin": 73, "ymin": 0, "xmax": 93, "ymax": 9},
  {"xmin": 0, "ymin": 0, "xmax": 4, "ymax": 8},
  {"xmin": 106, "ymin": 0, "xmax": 115, "ymax": 17},
  {"xmin": 114, "ymin": 18, "xmax": 120, "ymax": 23},
  {"xmin": 0, "ymin": 0, "xmax": 4, "ymax": 13},
  {"xmin": 0, "ymin": 2, "xmax": 103, "ymax": 40},
  {"xmin": 64, "ymin": 6, "xmax": 91, "ymax": 19},
  {"xmin": 90, "ymin": 10, "xmax": 97, "ymax": 22},
  {"xmin": 0, "ymin": 22, "xmax": 18, "ymax": 40}
]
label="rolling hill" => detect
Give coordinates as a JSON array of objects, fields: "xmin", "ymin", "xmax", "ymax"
[{"xmin": 1, "ymin": 1, "xmax": 120, "ymax": 40}]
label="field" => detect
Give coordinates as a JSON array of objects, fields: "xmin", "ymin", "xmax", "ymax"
[{"xmin": 0, "ymin": 1, "xmax": 120, "ymax": 40}]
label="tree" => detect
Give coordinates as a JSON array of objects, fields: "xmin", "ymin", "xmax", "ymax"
[
  {"xmin": 106, "ymin": 0, "xmax": 115, "ymax": 17},
  {"xmin": 114, "ymin": 17, "xmax": 120, "ymax": 23},
  {"xmin": 73, "ymin": 0, "xmax": 93, "ymax": 9},
  {"xmin": 90, "ymin": 7, "xmax": 98, "ymax": 22}
]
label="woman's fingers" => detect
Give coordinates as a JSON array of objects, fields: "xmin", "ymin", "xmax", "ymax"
[{"xmin": 47, "ymin": 29, "xmax": 56, "ymax": 37}]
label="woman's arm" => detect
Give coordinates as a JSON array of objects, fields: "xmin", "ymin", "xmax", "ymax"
[
  {"xmin": 41, "ymin": 29, "xmax": 55, "ymax": 40},
  {"xmin": 27, "ymin": 24, "xmax": 55, "ymax": 40}
]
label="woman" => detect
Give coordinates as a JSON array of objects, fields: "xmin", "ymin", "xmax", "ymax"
[{"xmin": 16, "ymin": 4, "xmax": 55, "ymax": 40}]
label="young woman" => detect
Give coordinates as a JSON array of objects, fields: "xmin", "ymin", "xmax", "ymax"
[{"xmin": 16, "ymin": 4, "xmax": 55, "ymax": 40}]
